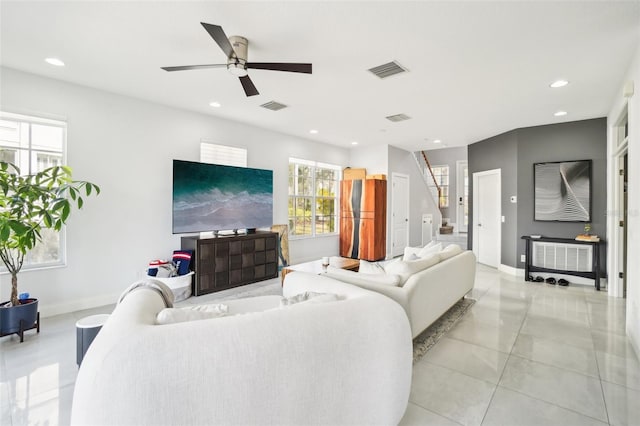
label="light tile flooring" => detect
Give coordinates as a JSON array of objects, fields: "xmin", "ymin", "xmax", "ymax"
[{"xmin": 1, "ymin": 265, "xmax": 639, "ymax": 425}]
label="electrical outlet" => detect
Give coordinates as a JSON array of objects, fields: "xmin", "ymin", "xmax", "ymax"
[{"xmin": 520, "ymin": 254, "xmax": 526, "ymax": 262}]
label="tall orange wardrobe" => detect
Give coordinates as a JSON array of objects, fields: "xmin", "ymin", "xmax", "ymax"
[{"xmin": 340, "ymin": 178, "xmax": 387, "ymax": 261}]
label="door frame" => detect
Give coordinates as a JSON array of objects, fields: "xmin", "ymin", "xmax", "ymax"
[
  {"xmin": 456, "ymin": 160, "xmax": 468, "ymax": 233},
  {"xmin": 609, "ymin": 144, "xmax": 628, "ymax": 298},
  {"xmin": 390, "ymin": 172, "xmax": 410, "ymax": 258},
  {"xmin": 472, "ymin": 168, "xmax": 501, "ymax": 268}
]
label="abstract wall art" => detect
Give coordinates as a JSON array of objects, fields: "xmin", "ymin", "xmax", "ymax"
[{"xmin": 534, "ymin": 160, "xmax": 591, "ymax": 222}]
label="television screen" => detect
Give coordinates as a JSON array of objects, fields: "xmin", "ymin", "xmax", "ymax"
[
  {"xmin": 172, "ymin": 160, "xmax": 273, "ymax": 233},
  {"xmin": 534, "ymin": 160, "xmax": 591, "ymax": 222}
]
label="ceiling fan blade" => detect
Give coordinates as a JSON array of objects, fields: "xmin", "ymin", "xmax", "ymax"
[
  {"xmin": 239, "ymin": 75, "xmax": 259, "ymax": 97},
  {"xmin": 201, "ymin": 22, "xmax": 236, "ymax": 59},
  {"xmin": 246, "ymin": 63, "xmax": 312, "ymax": 74},
  {"xmin": 161, "ymin": 64, "xmax": 227, "ymax": 72}
]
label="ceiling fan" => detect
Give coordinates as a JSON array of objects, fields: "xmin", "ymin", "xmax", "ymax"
[{"xmin": 161, "ymin": 22, "xmax": 312, "ymax": 97}]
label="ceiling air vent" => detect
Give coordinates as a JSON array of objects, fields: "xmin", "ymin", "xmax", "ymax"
[
  {"xmin": 368, "ymin": 61, "xmax": 408, "ymax": 79},
  {"xmin": 385, "ymin": 113, "xmax": 411, "ymax": 122},
  {"xmin": 260, "ymin": 101, "xmax": 288, "ymax": 111}
]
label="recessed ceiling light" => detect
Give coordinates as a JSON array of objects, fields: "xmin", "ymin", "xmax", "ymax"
[
  {"xmin": 45, "ymin": 57, "xmax": 65, "ymax": 67},
  {"xmin": 309, "ymin": 129, "xmax": 318, "ymax": 134},
  {"xmin": 554, "ymin": 111, "xmax": 567, "ymax": 117},
  {"xmin": 550, "ymin": 80, "xmax": 569, "ymax": 88},
  {"xmin": 433, "ymin": 139, "xmax": 442, "ymax": 144},
  {"xmin": 209, "ymin": 101, "xmax": 221, "ymax": 108},
  {"xmin": 351, "ymin": 141, "xmax": 358, "ymax": 145}
]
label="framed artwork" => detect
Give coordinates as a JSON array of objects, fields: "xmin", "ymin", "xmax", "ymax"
[{"xmin": 534, "ymin": 160, "xmax": 591, "ymax": 222}]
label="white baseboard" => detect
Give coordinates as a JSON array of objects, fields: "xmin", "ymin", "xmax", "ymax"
[
  {"xmin": 39, "ymin": 292, "xmax": 121, "ymax": 318},
  {"xmin": 498, "ymin": 264, "xmax": 525, "ymax": 277}
]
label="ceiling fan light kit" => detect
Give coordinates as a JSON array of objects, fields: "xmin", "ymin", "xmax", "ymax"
[{"xmin": 161, "ymin": 23, "xmax": 312, "ymax": 97}]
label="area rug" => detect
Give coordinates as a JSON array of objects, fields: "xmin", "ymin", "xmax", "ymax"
[{"xmin": 413, "ymin": 297, "xmax": 476, "ymax": 363}]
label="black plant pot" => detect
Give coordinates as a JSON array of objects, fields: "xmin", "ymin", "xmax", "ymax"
[{"xmin": 0, "ymin": 298, "xmax": 40, "ymax": 342}]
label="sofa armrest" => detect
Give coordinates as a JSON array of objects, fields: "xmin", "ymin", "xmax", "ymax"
[{"xmin": 402, "ymin": 250, "xmax": 476, "ymax": 337}]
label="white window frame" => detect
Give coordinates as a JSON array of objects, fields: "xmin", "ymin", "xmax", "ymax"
[
  {"xmin": 288, "ymin": 158, "xmax": 341, "ymax": 239},
  {"xmin": 0, "ymin": 111, "xmax": 68, "ymax": 272}
]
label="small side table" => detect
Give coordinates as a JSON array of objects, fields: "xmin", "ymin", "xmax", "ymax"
[{"xmin": 76, "ymin": 314, "xmax": 109, "ymax": 366}]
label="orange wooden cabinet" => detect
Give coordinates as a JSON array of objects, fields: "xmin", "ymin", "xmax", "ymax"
[{"xmin": 340, "ymin": 179, "xmax": 387, "ymax": 261}]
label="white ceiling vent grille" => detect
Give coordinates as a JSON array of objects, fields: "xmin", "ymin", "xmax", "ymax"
[
  {"xmin": 260, "ymin": 101, "xmax": 288, "ymax": 111},
  {"xmin": 385, "ymin": 113, "xmax": 411, "ymax": 122},
  {"xmin": 368, "ymin": 61, "xmax": 408, "ymax": 79}
]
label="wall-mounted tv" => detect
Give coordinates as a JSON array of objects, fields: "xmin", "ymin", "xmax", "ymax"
[
  {"xmin": 534, "ymin": 159, "xmax": 591, "ymax": 222},
  {"xmin": 172, "ymin": 160, "xmax": 273, "ymax": 233}
]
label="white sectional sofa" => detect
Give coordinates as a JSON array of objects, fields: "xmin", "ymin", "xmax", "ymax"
[
  {"xmin": 71, "ymin": 273, "xmax": 412, "ymax": 426},
  {"xmin": 326, "ymin": 245, "xmax": 476, "ymax": 338}
]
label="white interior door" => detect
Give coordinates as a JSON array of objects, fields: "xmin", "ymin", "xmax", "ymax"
[
  {"xmin": 473, "ymin": 169, "xmax": 501, "ymax": 268},
  {"xmin": 457, "ymin": 161, "xmax": 469, "ymax": 233},
  {"xmin": 391, "ymin": 173, "xmax": 409, "ymax": 257}
]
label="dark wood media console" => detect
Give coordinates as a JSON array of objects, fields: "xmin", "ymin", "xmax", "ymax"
[{"xmin": 181, "ymin": 231, "xmax": 279, "ymax": 296}]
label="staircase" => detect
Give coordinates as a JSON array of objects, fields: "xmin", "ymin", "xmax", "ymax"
[{"xmin": 413, "ymin": 151, "xmax": 467, "ymax": 248}]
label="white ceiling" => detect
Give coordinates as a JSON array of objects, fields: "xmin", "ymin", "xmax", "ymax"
[{"xmin": 1, "ymin": 1, "xmax": 639, "ymax": 151}]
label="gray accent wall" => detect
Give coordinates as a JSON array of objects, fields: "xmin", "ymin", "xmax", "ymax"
[
  {"xmin": 424, "ymin": 146, "xmax": 468, "ymax": 223},
  {"xmin": 516, "ymin": 118, "xmax": 607, "ymax": 272},
  {"xmin": 468, "ymin": 118, "xmax": 607, "ymax": 272},
  {"xmin": 468, "ymin": 130, "xmax": 519, "ymax": 266}
]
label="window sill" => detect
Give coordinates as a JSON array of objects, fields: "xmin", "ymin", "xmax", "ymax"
[
  {"xmin": 288, "ymin": 233, "xmax": 339, "ymax": 241},
  {"xmin": 1, "ymin": 262, "xmax": 66, "ymax": 275}
]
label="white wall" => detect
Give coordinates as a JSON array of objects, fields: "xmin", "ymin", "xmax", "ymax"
[
  {"xmin": 0, "ymin": 67, "xmax": 350, "ymax": 316},
  {"xmin": 348, "ymin": 144, "xmax": 388, "ymax": 175},
  {"xmin": 607, "ymin": 42, "xmax": 640, "ymax": 358}
]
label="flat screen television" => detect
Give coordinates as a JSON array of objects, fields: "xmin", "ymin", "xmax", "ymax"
[
  {"xmin": 534, "ymin": 159, "xmax": 591, "ymax": 222},
  {"xmin": 172, "ymin": 160, "xmax": 273, "ymax": 233}
]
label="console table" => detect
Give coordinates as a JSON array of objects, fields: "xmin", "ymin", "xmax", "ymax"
[{"xmin": 521, "ymin": 236, "xmax": 602, "ymax": 290}]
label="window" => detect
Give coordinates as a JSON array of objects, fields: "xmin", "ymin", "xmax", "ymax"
[
  {"xmin": 200, "ymin": 142, "xmax": 247, "ymax": 166},
  {"xmin": 431, "ymin": 165, "xmax": 449, "ymax": 207},
  {"xmin": 0, "ymin": 111, "xmax": 66, "ymax": 269},
  {"xmin": 288, "ymin": 158, "xmax": 341, "ymax": 237}
]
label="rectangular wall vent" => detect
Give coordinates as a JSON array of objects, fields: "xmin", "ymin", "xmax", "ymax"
[
  {"xmin": 368, "ymin": 61, "xmax": 408, "ymax": 79},
  {"xmin": 260, "ymin": 101, "xmax": 288, "ymax": 111},
  {"xmin": 532, "ymin": 242, "xmax": 592, "ymax": 272},
  {"xmin": 386, "ymin": 113, "xmax": 411, "ymax": 122}
]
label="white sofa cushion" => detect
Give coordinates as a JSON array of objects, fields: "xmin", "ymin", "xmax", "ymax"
[
  {"xmin": 384, "ymin": 254, "xmax": 440, "ymax": 284},
  {"xmin": 402, "ymin": 241, "xmax": 435, "ymax": 261},
  {"xmin": 156, "ymin": 303, "xmax": 228, "ymax": 324},
  {"xmin": 439, "ymin": 244, "xmax": 463, "ymax": 260},
  {"xmin": 325, "ymin": 266, "xmax": 402, "ymax": 287},
  {"xmin": 418, "ymin": 242, "xmax": 443, "ymax": 258},
  {"xmin": 358, "ymin": 259, "xmax": 386, "ymax": 275}
]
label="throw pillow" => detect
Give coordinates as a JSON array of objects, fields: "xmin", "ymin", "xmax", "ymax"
[
  {"xmin": 358, "ymin": 259, "xmax": 386, "ymax": 275},
  {"xmin": 418, "ymin": 242, "xmax": 443, "ymax": 258},
  {"xmin": 403, "ymin": 246, "xmax": 422, "ymax": 261},
  {"xmin": 280, "ymin": 291, "xmax": 339, "ymax": 307},
  {"xmin": 156, "ymin": 303, "xmax": 229, "ymax": 325},
  {"xmin": 439, "ymin": 244, "xmax": 463, "ymax": 260},
  {"xmin": 325, "ymin": 266, "xmax": 402, "ymax": 287}
]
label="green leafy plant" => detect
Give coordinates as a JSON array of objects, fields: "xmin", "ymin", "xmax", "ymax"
[{"xmin": 0, "ymin": 161, "xmax": 100, "ymax": 306}]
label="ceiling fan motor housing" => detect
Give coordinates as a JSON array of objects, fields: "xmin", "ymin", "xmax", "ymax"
[{"xmin": 227, "ymin": 35, "xmax": 248, "ymax": 76}]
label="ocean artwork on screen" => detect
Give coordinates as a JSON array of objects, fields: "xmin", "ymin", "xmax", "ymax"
[{"xmin": 172, "ymin": 160, "xmax": 273, "ymax": 233}]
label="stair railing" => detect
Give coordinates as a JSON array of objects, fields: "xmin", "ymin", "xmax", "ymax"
[{"xmin": 418, "ymin": 151, "xmax": 442, "ymax": 209}]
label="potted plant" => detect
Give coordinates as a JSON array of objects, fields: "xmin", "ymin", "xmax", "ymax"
[{"xmin": 0, "ymin": 161, "xmax": 99, "ymax": 341}]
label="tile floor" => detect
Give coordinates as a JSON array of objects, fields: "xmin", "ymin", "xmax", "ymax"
[{"xmin": 1, "ymin": 265, "xmax": 639, "ymax": 426}]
